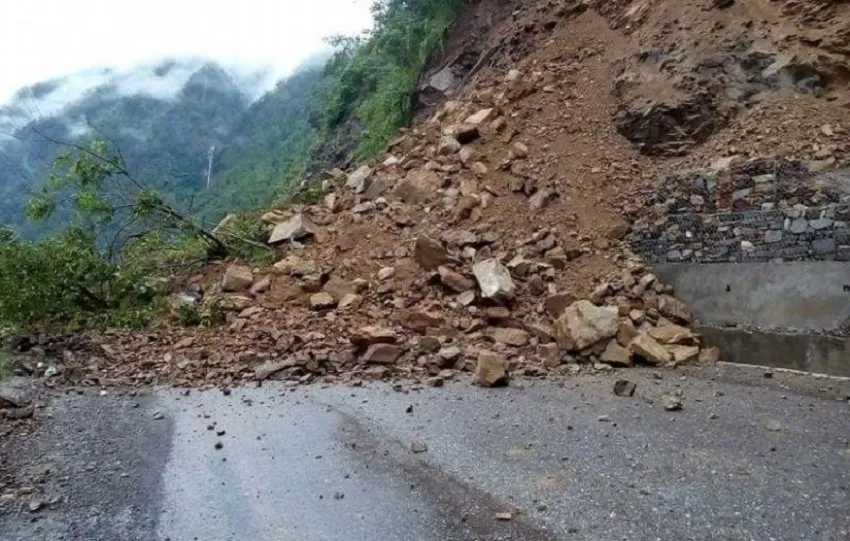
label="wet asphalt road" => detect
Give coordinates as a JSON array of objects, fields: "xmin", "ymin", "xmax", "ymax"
[{"xmin": 2, "ymin": 363, "xmax": 849, "ymax": 541}]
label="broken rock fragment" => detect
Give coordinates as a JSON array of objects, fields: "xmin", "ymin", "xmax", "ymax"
[
  {"xmin": 221, "ymin": 265, "xmax": 253, "ymax": 292},
  {"xmin": 554, "ymin": 300, "xmax": 618, "ymax": 351},
  {"xmin": 414, "ymin": 236, "xmax": 457, "ymax": 270},
  {"xmin": 363, "ymin": 344, "xmax": 404, "ymax": 364},
  {"xmin": 476, "ymin": 350, "xmax": 509, "ymax": 387},
  {"xmin": 268, "ymin": 213, "xmax": 316, "ymax": 245},
  {"xmin": 630, "ymin": 333, "xmax": 672, "ymax": 365},
  {"xmin": 472, "ymin": 259, "xmax": 515, "ymax": 299}
]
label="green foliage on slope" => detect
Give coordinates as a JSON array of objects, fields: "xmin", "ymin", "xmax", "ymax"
[{"xmin": 323, "ymin": 0, "xmax": 463, "ymax": 156}]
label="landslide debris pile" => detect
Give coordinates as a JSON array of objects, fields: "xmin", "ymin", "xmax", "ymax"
[{"xmin": 10, "ymin": 0, "xmax": 850, "ymax": 389}]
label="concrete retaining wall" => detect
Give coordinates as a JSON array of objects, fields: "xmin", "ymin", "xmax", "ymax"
[
  {"xmin": 654, "ymin": 262, "xmax": 850, "ymax": 332},
  {"xmin": 698, "ymin": 326, "xmax": 850, "ymax": 378}
]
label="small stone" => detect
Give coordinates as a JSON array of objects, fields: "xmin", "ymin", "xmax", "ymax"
[
  {"xmin": 214, "ymin": 441, "xmax": 224, "ymax": 450},
  {"xmin": 439, "ymin": 266, "xmax": 476, "ymax": 293},
  {"xmin": 494, "ymin": 512, "xmax": 513, "ymax": 521},
  {"xmin": 613, "ymin": 380, "xmax": 636, "ymax": 397},
  {"xmin": 511, "ymin": 142, "xmax": 529, "ymax": 158},
  {"xmin": 662, "ymin": 395, "xmax": 683, "ymax": 411},
  {"xmin": 410, "ymin": 440, "xmax": 428, "ymax": 453},
  {"xmin": 765, "ymin": 420, "xmax": 783, "ymax": 432},
  {"xmin": 152, "ymin": 411, "xmax": 164, "ymax": 420},
  {"xmin": 414, "ymin": 236, "xmax": 456, "ymax": 270},
  {"xmin": 377, "ymin": 267, "xmax": 395, "ymax": 280},
  {"xmin": 439, "ymin": 346, "xmax": 461, "ymax": 362},
  {"xmin": 649, "ymin": 324, "xmax": 698, "ymax": 345}
]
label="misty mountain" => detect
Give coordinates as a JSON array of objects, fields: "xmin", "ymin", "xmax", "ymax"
[{"xmin": 0, "ymin": 58, "xmax": 324, "ymax": 237}]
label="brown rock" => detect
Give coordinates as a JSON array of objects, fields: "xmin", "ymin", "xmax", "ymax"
[
  {"xmin": 488, "ymin": 328, "xmax": 529, "ymax": 347},
  {"xmin": 540, "ymin": 343, "xmax": 561, "ymax": 367},
  {"xmin": 649, "ymin": 324, "xmax": 698, "ymax": 345},
  {"xmin": 351, "ymin": 326, "xmax": 397, "ymax": 348},
  {"xmin": 401, "ymin": 310, "xmax": 444, "ymax": 334},
  {"xmin": 323, "ymin": 276, "xmax": 360, "ymax": 302},
  {"xmin": 545, "ymin": 293, "xmax": 576, "ymax": 317},
  {"xmin": 465, "ymin": 108, "xmax": 494, "ymax": 125},
  {"xmin": 338, "ymin": 294, "xmax": 363, "ymax": 309},
  {"xmin": 630, "ymin": 334, "xmax": 672, "ymax": 365},
  {"xmin": 250, "ymin": 275, "xmax": 271, "ymax": 294},
  {"xmin": 526, "ymin": 322, "xmax": 555, "ymax": 343},
  {"xmin": 394, "ymin": 169, "xmax": 445, "ymax": 204},
  {"xmin": 309, "ymin": 292, "xmax": 336, "ymax": 310},
  {"xmin": 606, "ymin": 220, "xmax": 630, "ymax": 240},
  {"xmin": 589, "ymin": 283, "xmax": 611, "ymax": 305},
  {"xmin": 668, "ymin": 345, "xmax": 700, "ymax": 364},
  {"xmin": 658, "ymin": 295, "xmax": 692, "ymax": 324},
  {"xmin": 414, "ymin": 237, "xmax": 456, "ymax": 270},
  {"xmin": 555, "ymin": 301, "xmax": 619, "ymax": 351},
  {"xmin": 600, "ymin": 340, "xmax": 633, "ymax": 367},
  {"xmin": 221, "ymin": 265, "xmax": 253, "ymax": 292},
  {"xmin": 616, "ymin": 319, "xmax": 638, "ymax": 347},
  {"xmin": 485, "ymin": 306, "xmax": 511, "ymax": 320},
  {"xmin": 438, "ymin": 135, "xmax": 462, "ymax": 155},
  {"xmin": 274, "ymin": 255, "xmax": 316, "ymax": 277},
  {"xmin": 475, "ymin": 351, "xmax": 509, "ymax": 387},
  {"xmin": 438, "ymin": 266, "xmax": 475, "ymax": 293},
  {"xmin": 362, "ymin": 343, "xmax": 404, "ymax": 364}
]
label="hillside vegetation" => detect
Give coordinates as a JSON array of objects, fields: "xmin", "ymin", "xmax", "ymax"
[{"xmin": 0, "ymin": 0, "xmax": 464, "ymax": 331}]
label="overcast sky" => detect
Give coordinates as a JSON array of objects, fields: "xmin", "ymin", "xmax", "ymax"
[{"xmin": 0, "ymin": 0, "xmax": 374, "ymax": 102}]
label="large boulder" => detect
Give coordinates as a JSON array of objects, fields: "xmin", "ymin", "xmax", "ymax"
[
  {"xmin": 554, "ymin": 300, "xmax": 619, "ymax": 351},
  {"xmin": 268, "ymin": 213, "xmax": 316, "ymax": 245},
  {"xmin": 472, "ymin": 259, "xmax": 515, "ymax": 299},
  {"xmin": 221, "ymin": 265, "xmax": 254, "ymax": 292}
]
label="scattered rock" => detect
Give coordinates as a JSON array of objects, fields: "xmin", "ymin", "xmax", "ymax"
[
  {"xmin": 268, "ymin": 213, "xmax": 316, "ymax": 245},
  {"xmin": 0, "ymin": 377, "xmax": 33, "ymax": 408},
  {"xmin": 410, "ymin": 440, "xmax": 429, "ymax": 453},
  {"xmin": 613, "ymin": 379, "xmax": 636, "ymax": 397},
  {"xmin": 346, "ymin": 165, "xmax": 373, "ymax": 193},
  {"xmin": 472, "ymin": 259, "xmax": 516, "ymax": 299},
  {"xmin": 657, "ymin": 295, "xmax": 692, "ymax": 324},
  {"xmin": 438, "ymin": 266, "xmax": 475, "ymax": 292},
  {"xmin": 362, "ymin": 344, "xmax": 404, "ymax": 364},
  {"xmin": 309, "ymin": 292, "xmax": 336, "ymax": 310},
  {"xmin": 488, "ymin": 327, "xmax": 529, "ymax": 347},
  {"xmin": 221, "ymin": 265, "xmax": 254, "ymax": 292},
  {"xmin": 661, "ymin": 394, "xmax": 683, "ymax": 411},
  {"xmin": 698, "ymin": 347, "xmax": 721, "ymax": 363},
  {"xmin": 649, "ymin": 324, "xmax": 698, "ymax": 345},
  {"xmin": 414, "ymin": 236, "xmax": 456, "ymax": 270},
  {"xmin": 476, "ymin": 351, "xmax": 508, "ymax": 387}
]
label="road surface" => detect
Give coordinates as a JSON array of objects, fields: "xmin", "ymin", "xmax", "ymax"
[{"xmin": 1, "ymin": 363, "xmax": 849, "ymax": 540}]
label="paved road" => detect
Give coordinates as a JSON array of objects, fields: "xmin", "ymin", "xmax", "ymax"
[{"xmin": 1, "ymin": 363, "xmax": 849, "ymax": 541}]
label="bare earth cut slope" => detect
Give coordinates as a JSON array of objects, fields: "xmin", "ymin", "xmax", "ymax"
[{"xmin": 18, "ymin": 0, "xmax": 850, "ymax": 389}]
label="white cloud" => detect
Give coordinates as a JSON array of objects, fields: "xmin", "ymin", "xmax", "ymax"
[{"xmin": 0, "ymin": 0, "xmax": 374, "ymax": 103}]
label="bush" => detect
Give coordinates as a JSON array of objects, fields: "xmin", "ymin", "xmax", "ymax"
[{"xmin": 0, "ymin": 228, "xmax": 165, "ymax": 330}]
